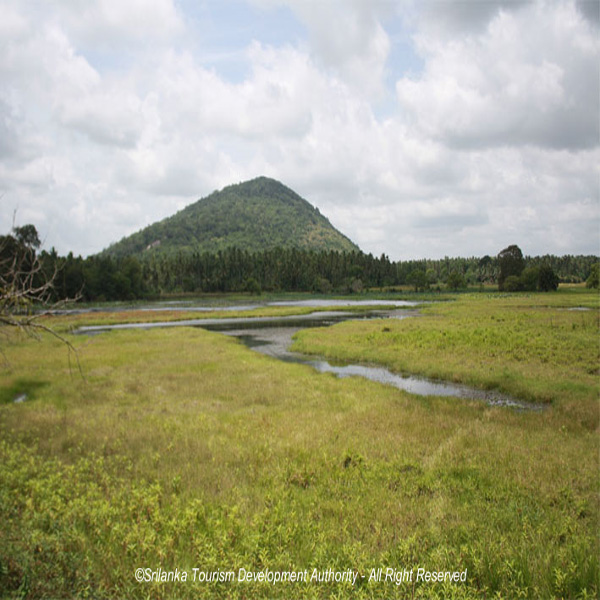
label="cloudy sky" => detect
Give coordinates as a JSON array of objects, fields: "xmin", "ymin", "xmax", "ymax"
[{"xmin": 1, "ymin": 0, "xmax": 598, "ymax": 260}]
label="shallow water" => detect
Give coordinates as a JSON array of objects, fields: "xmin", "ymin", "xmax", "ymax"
[
  {"xmin": 218, "ymin": 317, "xmax": 541, "ymax": 410},
  {"xmin": 57, "ymin": 298, "xmax": 418, "ymax": 316},
  {"xmin": 77, "ymin": 310, "xmax": 359, "ymax": 333},
  {"xmin": 76, "ymin": 303, "xmax": 541, "ymax": 410}
]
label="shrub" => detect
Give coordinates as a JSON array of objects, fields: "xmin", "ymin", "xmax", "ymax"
[
  {"xmin": 446, "ymin": 272, "xmax": 466, "ymax": 291},
  {"xmin": 520, "ymin": 267, "xmax": 539, "ymax": 291},
  {"xmin": 586, "ymin": 263, "xmax": 599, "ymax": 289},
  {"xmin": 503, "ymin": 275, "xmax": 522, "ymax": 292},
  {"xmin": 538, "ymin": 264, "xmax": 559, "ymax": 292}
]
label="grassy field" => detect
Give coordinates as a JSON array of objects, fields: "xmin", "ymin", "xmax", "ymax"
[
  {"xmin": 293, "ymin": 288, "xmax": 599, "ymax": 429},
  {"xmin": 0, "ymin": 289, "xmax": 598, "ymax": 598}
]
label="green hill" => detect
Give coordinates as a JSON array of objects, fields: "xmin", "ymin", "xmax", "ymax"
[{"xmin": 102, "ymin": 177, "xmax": 359, "ymax": 257}]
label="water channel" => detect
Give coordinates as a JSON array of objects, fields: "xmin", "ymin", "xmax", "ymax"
[{"xmin": 76, "ymin": 299, "xmax": 541, "ymax": 410}]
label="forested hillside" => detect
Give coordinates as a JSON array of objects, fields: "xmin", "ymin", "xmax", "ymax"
[{"xmin": 102, "ymin": 177, "xmax": 359, "ymax": 257}]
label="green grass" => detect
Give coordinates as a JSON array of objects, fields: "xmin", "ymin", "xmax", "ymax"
[
  {"xmin": 293, "ymin": 289, "xmax": 600, "ymax": 429},
  {"xmin": 0, "ymin": 289, "xmax": 598, "ymax": 598}
]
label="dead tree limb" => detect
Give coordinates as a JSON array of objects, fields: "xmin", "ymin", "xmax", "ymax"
[{"xmin": 0, "ymin": 231, "xmax": 84, "ymax": 378}]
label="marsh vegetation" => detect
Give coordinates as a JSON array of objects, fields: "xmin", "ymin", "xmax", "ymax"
[{"xmin": 0, "ymin": 289, "xmax": 598, "ymax": 598}]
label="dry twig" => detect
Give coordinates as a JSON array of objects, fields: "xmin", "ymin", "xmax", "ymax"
[{"xmin": 0, "ymin": 236, "xmax": 84, "ymax": 378}]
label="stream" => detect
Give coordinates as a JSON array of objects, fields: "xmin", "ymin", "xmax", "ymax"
[{"xmin": 76, "ymin": 300, "xmax": 541, "ymax": 410}]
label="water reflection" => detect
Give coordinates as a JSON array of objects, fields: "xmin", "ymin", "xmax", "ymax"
[
  {"xmin": 76, "ymin": 303, "xmax": 542, "ymax": 410},
  {"xmin": 220, "ymin": 320, "xmax": 541, "ymax": 410}
]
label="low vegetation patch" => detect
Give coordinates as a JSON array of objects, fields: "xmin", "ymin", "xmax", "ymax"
[{"xmin": 0, "ymin": 290, "xmax": 598, "ymax": 598}]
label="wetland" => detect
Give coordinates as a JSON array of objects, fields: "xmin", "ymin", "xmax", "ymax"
[
  {"xmin": 75, "ymin": 301, "xmax": 531, "ymax": 409},
  {"xmin": 0, "ymin": 289, "xmax": 598, "ymax": 599}
]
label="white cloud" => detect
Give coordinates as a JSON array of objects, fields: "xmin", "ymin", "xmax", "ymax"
[
  {"xmin": 397, "ymin": 0, "xmax": 599, "ymax": 150},
  {"xmin": 253, "ymin": 0, "xmax": 392, "ymax": 97},
  {"xmin": 49, "ymin": 0, "xmax": 184, "ymax": 49},
  {"xmin": 0, "ymin": 0, "xmax": 597, "ymax": 260}
]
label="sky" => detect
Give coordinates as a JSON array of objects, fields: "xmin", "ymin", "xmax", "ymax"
[{"xmin": 0, "ymin": 0, "xmax": 598, "ymax": 260}]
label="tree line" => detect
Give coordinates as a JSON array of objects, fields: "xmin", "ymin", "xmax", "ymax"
[
  {"xmin": 2, "ymin": 226, "xmax": 598, "ymax": 302},
  {"xmin": 45, "ymin": 246, "xmax": 598, "ymax": 301}
]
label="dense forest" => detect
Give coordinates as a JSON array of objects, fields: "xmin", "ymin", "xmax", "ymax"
[
  {"xmin": 40, "ymin": 246, "xmax": 598, "ymax": 302},
  {"xmin": 2, "ymin": 224, "xmax": 596, "ymax": 303}
]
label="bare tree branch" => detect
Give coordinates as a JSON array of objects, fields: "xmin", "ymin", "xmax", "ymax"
[{"xmin": 0, "ymin": 230, "xmax": 85, "ymax": 379}]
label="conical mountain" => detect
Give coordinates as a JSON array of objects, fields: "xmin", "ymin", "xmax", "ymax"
[{"xmin": 102, "ymin": 177, "xmax": 359, "ymax": 257}]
